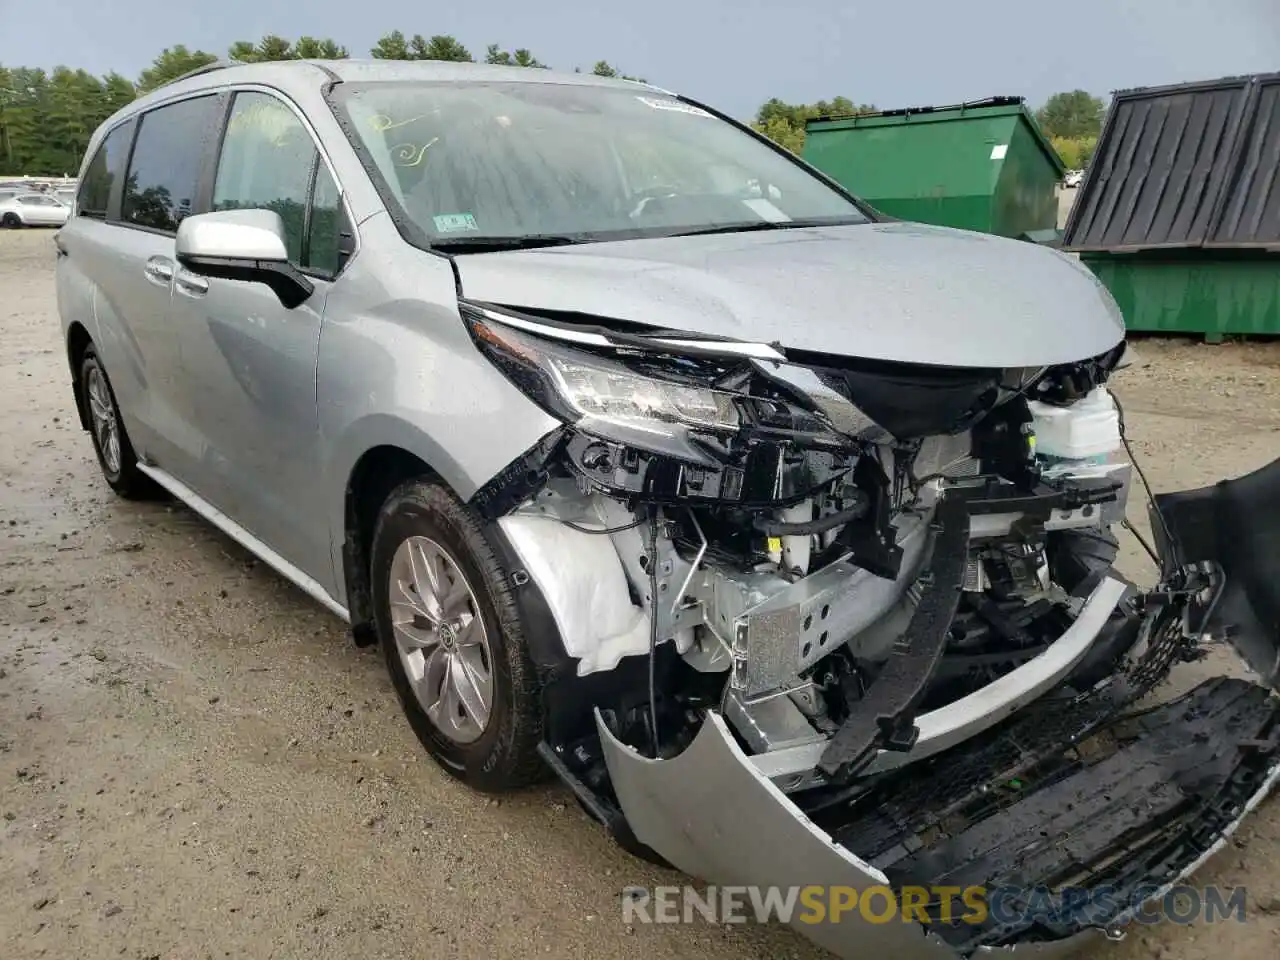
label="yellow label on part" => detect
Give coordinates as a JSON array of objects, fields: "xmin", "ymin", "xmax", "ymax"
[{"xmin": 767, "ymin": 537, "xmax": 783, "ymax": 554}]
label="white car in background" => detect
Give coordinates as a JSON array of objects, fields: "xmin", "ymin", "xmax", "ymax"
[
  {"xmin": 0, "ymin": 193, "xmax": 70, "ymax": 227},
  {"xmin": 1063, "ymin": 169, "xmax": 1084, "ymax": 188},
  {"xmin": 0, "ymin": 193, "xmax": 71, "ymax": 228}
]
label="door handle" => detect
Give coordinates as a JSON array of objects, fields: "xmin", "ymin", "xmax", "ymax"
[
  {"xmin": 144, "ymin": 256, "xmax": 174, "ymax": 286},
  {"xmin": 174, "ymin": 269, "xmax": 210, "ymax": 298}
]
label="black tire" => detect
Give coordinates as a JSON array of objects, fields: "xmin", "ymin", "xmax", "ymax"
[
  {"xmin": 79, "ymin": 347, "xmax": 160, "ymax": 499},
  {"xmin": 371, "ymin": 480, "xmax": 546, "ymax": 792},
  {"xmin": 1049, "ymin": 527, "xmax": 1120, "ymax": 598},
  {"xmin": 1, "ymin": 212, "xmax": 21, "ymax": 228}
]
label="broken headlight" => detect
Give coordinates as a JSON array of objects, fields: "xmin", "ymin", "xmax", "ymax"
[
  {"xmin": 548, "ymin": 357, "xmax": 740, "ymax": 432},
  {"xmin": 463, "ymin": 305, "xmax": 843, "ymax": 463}
]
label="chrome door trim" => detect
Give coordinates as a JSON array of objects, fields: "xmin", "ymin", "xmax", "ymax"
[
  {"xmin": 174, "ymin": 268, "xmax": 210, "ymax": 297},
  {"xmin": 143, "ymin": 255, "xmax": 174, "ymax": 286}
]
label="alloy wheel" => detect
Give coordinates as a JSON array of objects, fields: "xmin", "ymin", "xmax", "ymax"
[
  {"xmin": 86, "ymin": 365, "xmax": 121, "ymax": 475},
  {"xmin": 388, "ymin": 535, "xmax": 495, "ymax": 744}
]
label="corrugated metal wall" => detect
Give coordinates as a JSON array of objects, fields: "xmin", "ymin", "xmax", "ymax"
[
  {"xmin": 1212, "ymin": 75, "xmax": 1280, "ymax": 247},
  {"xmin": 1063, "ymin": 73, "xmax": 1280, "ymax": 252}
]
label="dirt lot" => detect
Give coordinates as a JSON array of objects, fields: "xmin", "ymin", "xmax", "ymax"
[{"xmin": 2, "ymin": 226, "xmax": 1279, "ymax": 959}]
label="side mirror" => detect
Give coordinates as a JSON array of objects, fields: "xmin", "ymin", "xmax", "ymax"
[{"xmin": 175, "ymin": 209, "xmax": 314, "ymax": 309}]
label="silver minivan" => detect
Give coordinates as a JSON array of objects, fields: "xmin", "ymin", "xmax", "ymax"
[{"xmin": 56, "ymin": 59, "xmax": 1280, "ymax": 959}]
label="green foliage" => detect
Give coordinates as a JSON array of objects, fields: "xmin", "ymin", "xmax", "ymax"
[
  {"xmin": 590, "ymin": 61, "xmax": 645, "ymax": 82},
  {"xmin": 754, "ymin": 116, "xmax": 806, "ymax": 154},
  {"xmin": 370, "ymin": 32, "xmax": 472, "ymax": 61},
  {"xmin": 228, "ymin": 34, "xmax": 349, "ymax": 63},
  {"xmin": 369, "ymin": 30, "xmax": 412, "ymax": 60},
  {"xmin": 136, "ymin": 45, "xmax": 218, "ymax": 92},
  {"xmin": 0, "ymin": 64, "xmax": 123, "ymax": 175},
  {"xmin": 412, "ymin": 35, "xmax": 473, "ymax": 62},
  {"xmin": 1050, "ymin": 135, "xmax": 1098, "ymax": 171},
  {"xmin": 752, "ymin": 97, "xmax": 877, "ymax": 153},
  {"xmin": 485, "ymin": 45, "xmax": 547, "ymax": 68},
  {"xmin": 293, "ymin": 37, "xmax": 350, "ymax": 60},
  {"xmin": 1035, "ymin": 89, "xmax": 1105, "ymax": 140}
]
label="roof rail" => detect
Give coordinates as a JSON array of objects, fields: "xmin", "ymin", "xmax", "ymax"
[{"xmin": 162, "ymin": 59, "xmax": 238, "ymax": 88}]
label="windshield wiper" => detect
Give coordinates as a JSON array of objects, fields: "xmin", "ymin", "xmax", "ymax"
[
  {"xmin": 431, "ymin": 234, "xmax": 589, "ymax": 253},
  {"xmin": 663, "ymin": 216, "xmax": 869, "ymax": 239}
]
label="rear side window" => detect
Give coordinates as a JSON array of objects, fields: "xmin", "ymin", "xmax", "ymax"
[
  {"xmin": 77, "ymin": 122, "xmax": 132, "ymax": 219},
  {"xmin": 123, "ymin": 95, "xmax": 220, "ymax": 233},
  {"xmin": 212, "ymin": 92, "xmax": 317, "ymax": 263}
]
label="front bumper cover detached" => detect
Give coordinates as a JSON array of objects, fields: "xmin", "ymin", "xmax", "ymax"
[{"xmin": 595, "ymin": 458, "xmax": 1280, "ymax": 959}]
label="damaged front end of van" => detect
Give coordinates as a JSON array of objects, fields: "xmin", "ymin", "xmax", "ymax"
[{"xmin": 459, "ymin": 300, "xmax": 1280, "ymax": 959}]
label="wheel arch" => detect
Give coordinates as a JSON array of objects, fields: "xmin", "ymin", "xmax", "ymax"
[
  {"xmin": 335, "ymin": 428, "xmax": 574, "ymax": 672},
  {"xmin": 66, "ymin": 321, "xmax": 94, "ymax": 431},
  {"xmin": 340, "ymin": 442, "xmax": 447, "ymax": 645}
]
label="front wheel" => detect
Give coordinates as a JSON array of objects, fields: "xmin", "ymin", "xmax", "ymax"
[
  {"xmin": 371, "ymin": 480, "xmax": 546, "ymax": 791},
  {"xmin": 1, "ymin": 212, "xmax": 21, "ymax": 228}
]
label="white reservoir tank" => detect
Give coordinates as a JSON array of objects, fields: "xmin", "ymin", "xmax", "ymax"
[{"xmin": 1028, "ymin": 386, "xmax": 1122, "ymax": 465}]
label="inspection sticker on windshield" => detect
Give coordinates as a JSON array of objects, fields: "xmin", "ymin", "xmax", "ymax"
[
  {"xmin": 434, "ymin": 213, "xmax": 479, "ymax": 233},
  {"xmin": 636, "ymin": 96, "xmax": 712, "ymax": 118}
]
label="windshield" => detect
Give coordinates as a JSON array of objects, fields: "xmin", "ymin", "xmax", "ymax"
[{"xmin": 330, "ymin": 80, "xmax": 869, "ymax": 247}]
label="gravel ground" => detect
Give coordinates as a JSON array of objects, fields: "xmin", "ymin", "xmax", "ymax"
[{"xmin": 3, "ymin": 227, "xmax": 1280, "ymax": 959}]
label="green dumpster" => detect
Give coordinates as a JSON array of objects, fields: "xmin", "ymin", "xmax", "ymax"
[
  {"xmin": 802, "ymin": 97, "xmax": 1065, "ymax": 240},
  {"xmin": 1063, "ymin": 72, "xmax": 1280, "ymax": 338}
]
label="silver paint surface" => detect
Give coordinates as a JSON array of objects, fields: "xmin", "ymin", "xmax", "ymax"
[{"xmin": 454, "ymin": 222, "xmax": 1126, "ymax": 368}]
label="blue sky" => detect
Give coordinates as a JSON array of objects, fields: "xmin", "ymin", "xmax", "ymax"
[{"xmin": 2, "ymin": 0, "xmax": 1278, "ymax": 119}]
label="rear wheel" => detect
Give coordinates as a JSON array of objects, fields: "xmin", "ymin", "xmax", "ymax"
[
  {"xmin": 371, "ymin": 480, "xmax": 545, "ymax": 791},
  {"xmin": 80, "ymin": 348, "xmax": 158, "ymax": 499},
  {"xmin": 1, "ymin": 212, "xmax": 21, "ymax": 228}
]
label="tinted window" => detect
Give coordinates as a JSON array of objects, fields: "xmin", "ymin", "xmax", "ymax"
[
  {"xmin": 78, "ymin": 122, "xmax": 131, "ymax": 219},
  {"xmin": 123, "ymin": 96, "xmax": 219, "ymax": 232},
  {"xmin": 307, "ymin": 164, "xmax": 342, "ymax": 275},
  {"xmin": 213, "ymin": 92, "xmax": 317, "ymax": 263}
]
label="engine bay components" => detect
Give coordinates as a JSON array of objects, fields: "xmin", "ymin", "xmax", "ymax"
[{"xmin": 461, "ymin": 303, "xmax": 1279, "ymax": 958}]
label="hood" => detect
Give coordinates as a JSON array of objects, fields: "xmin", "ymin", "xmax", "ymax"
[{"xmin": 453, "ymin": 222, "xmax": 1125, "ymax": 369}]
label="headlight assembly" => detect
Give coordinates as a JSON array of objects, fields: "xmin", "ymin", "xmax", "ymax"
[
  {"xmin": 462, "ymin": 303, "xmax": 852, "ymax": 463},
  {"xmin": 545, "ymin": 355, "xmax": 740, "ymax": 433}
]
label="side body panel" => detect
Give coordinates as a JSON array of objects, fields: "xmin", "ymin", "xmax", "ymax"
[
  {"xmin": 315, "ymin": 213, "xmax": 560, "ymax": 602},
  {"xmin": 168, "ymin": 265, "xmax": 333, "ymax": 576},
  {"xmin": 60, "ymin": 216, "xmax": 189, "ymax": 468},
  {"xmin": 164, "ymin": 86, "xmax": 341, "ymax": 578}
]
